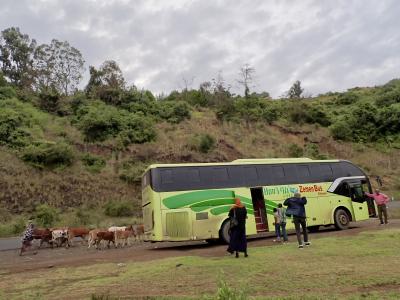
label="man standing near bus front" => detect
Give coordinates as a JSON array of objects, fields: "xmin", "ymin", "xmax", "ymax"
[{"xmin": 365, "ymin": 189, "xmax": 390, "ymax": 225}]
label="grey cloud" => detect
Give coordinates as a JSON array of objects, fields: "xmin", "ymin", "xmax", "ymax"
[{"xmin": 0, "ymin": 0, "xmax": 399, "ymax": 97}]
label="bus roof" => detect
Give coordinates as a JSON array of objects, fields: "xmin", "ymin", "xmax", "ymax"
[{"xmin": 143, "ymin": 158, "xmax": 341, "ymax": 173}]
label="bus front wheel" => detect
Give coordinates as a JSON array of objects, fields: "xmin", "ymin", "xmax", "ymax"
[
  {"xmin": 334, "ymin": 209, "xmax": 350, "ymax": 230},
  {"xmin": 219, "ymin": 220, "xmax": 231, "ymax": 244}
]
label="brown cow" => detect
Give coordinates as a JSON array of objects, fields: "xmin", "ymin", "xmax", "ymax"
[
  {"xmin": 95, "ymin": 231, "xmax": 115, "ymax": 249},
  {"xmin": 32, "ymin": 228, "xmax": 53, "ymax": 248},
  {"xmin": 114, "ymin": 226, "xmax": 134, "ymax": 248},
  {"xmin": 68, "ymin": 227, "xmax": 90, "ymax": 246},
  {"xmin": 88, "ymin": 229, "xmax": 102, "ymax": 249},
  {"xmin": 133, "ymin": 224, "xmax": 144, "ymax": 242}
]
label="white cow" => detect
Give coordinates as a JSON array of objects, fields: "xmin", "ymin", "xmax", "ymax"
[{"xmin": 51, "ymin": 228, "xmax": 69, "ymax": 248}]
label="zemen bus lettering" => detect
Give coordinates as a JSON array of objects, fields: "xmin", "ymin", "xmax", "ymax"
[{"xmin": 141, "ymin": 158, "xmax": 376, "ymax": 243}]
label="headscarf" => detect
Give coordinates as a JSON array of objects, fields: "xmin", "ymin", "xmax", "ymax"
[{"xmin": 232, "ymin": 197, "xmax": 244, "ymax": 209}]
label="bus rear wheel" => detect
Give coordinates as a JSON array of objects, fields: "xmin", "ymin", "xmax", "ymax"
[
  {"xmin": 334, "ymin": 209, "xmax": 350, "ymax": 230},
  {"xmin": 219, "ymin": 220, "xmax": 231, "ymax": 244}
]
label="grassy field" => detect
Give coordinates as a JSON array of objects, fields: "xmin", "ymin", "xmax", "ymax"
[{"xmin": 1, "ymin": 229, "xmax": 400, "ymax": 299}]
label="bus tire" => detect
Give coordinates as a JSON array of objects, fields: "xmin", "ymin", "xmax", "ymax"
[
  {"xmin": 219, "ymin": 220, "xmax": 231, "ymax": 244},
  {"xmin": 334, "ymin": 208, "xmax": 350, "ymax": 230},
  {"xmin": 308, "ymin": 225, "xmax": 320, "ymax": 233}
]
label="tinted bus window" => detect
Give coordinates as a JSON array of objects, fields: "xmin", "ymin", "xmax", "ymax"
[
  {"xmin": 212, "ymin": 168, "xmax": 229, "ymax": 182},
  {"xmin": 160, "ymin": 169, "xmax": 173, "ymax": 183},
  {"xmin": 243, "ymin": 166, "xmax": 258, "ymax": 186},
  {"xmin": 297, "ymin": 164, "xmax": 311, "ymax": 180}
]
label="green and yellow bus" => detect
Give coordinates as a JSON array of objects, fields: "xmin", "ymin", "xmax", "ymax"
[{"xmin": 141, "ymin": 158, "xmax": 376, "ymax": 243}]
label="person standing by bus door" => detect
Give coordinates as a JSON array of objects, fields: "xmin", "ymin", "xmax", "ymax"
[
  {"xmin": 284, "ymin": 192, "xmax": 310, "ymax": 249},
  {"xmin": 277, "ymin": 203, "xmax": 288, "ymax": 242},
  {"xmin": 227, "ymin": 198, "xmax": 248, "ymax": 258},
  {"xmin": 365, "ymin": 189, "xmax": 390, "ymax": 225},
  {"xmin": 273, "ymin": 208, "xmax": 281, "ymax": 242}
]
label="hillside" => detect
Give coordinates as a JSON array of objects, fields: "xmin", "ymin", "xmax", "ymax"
[{"xmin": 0, "ymin": 76, "xmax": 400, "ymax": 233}]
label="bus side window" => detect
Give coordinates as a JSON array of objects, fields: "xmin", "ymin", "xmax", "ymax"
[
  {"xmin": 160, "ymin": 169, "xmax": 173, "ymax": 184},
  {"xmin": 242, "ymin": 166, "xmax": 258, "ymax": 186}
]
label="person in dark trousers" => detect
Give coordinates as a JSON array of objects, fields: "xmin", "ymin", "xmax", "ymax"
[
  {"xmin": 273, "ymin": 208, "xmax": 281, "ymax": 242},
  {"xmin": 365, "ymin": 189, "xmax": 390, "ymax": 225},
  {"xmin": 277, "ymin": 203, "xmax": 288, "ymax": 242},
  {"xmin": 19, "ymin": 220, "xmax": 37, "ymax": 256},
  {"xmin": 284, "ymin": 192, "xmax": 310, "ymax": 249},
  {"xmin": 227, "ymin": 198, "xmax": 248, "ymax": 258}
]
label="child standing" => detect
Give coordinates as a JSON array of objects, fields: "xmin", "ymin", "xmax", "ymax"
[{"xmin": 273, "ymin": 208, "xmax": 281, "ymax": 242}]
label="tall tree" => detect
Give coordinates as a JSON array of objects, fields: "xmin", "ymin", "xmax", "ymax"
[
  {"xmin": 0, "ymin": 27, "xmax": 36, "ymax": 87},
  {"xmin": 99, "ymin": 60, "xmax": 125, "ymax": 89},
  {"xmin": 237, "ymin": 64, "xmax": 255, "ymax": 98},
  {"xmin": 33, "ymin": 39, "xmax": 85, "ymax": 95},
  {"xmin": 287, "ymin": 80, "xmax": 304, "ymax": 99}
]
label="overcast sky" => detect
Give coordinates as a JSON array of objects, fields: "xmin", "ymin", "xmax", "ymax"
[{"xmin": 1, "ymin": 0, "xmax": 399, "ymax": 97}]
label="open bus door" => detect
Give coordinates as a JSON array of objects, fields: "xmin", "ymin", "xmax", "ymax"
[
  {"xmin": 250, "ymin": 187, "xmax": 268, "ymax": 232},
  {"xmin": 328, "ymin": 176, "xmax": 377, "ymax": 217}
]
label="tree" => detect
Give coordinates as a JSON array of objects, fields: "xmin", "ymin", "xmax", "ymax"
[
  {"xmin": 287, "ymin": 80, "xmax": 304, "ymax": 99},
  {"xmin": 33, "ymin": 39, "xmax": 84, "ymax": 95},
  {"xmin": 85, "ymin": 60, "xmax": 126, "ymax": 105},
  {"xmin": 237, "ymin": 64, "xmax": 255, "ymax": 98},
  {"xmin": 0, "ymin": 27, "xmax": 36, "ymax": 87},
  {"xmin": 99, "ymin": 60, "xmax": 125, "ymax": 89}
]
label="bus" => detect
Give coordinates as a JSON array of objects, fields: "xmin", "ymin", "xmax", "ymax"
[{"xmin": 141, "ymin": 158, "xmax": 376, "ymax": 243}]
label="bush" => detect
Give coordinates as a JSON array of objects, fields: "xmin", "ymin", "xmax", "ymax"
[
  {"xmin": 76, "ymin": 101, "xmax": 156, "ymax": 145},
  {"xmin": 119, "ymin": 161, "xmax": 148, "ymax": 183},
  {"xmin": 216, "ymin": 278, "xmax": 248, "ymax": 300},
  {"xmin": 75, "ymin": 208, "xmax": 92, "ymax": 225},
  {"xmin": 118, "ymin": 114, "xmax": 156, "ymax": 146},
  {"xmin": 336, "ymin": 92, "xmax": 359, "ymax": 105},
  {"xmin": 0, "ymin": 86, "xmax": 17, "ymax": 100},
  {"xmin": 0, "ymin": 107, "xmax": 31, "ymax": 147},
  {"xmin": 0, "ymin": 218, "xmax": 26, "ymax": 237},
  {"xmin": 288, "ymin": 143, "xmax": 304, "ymax": 157},
  {"xmin": 35, "ymin": 204, "xmax": 59, "ymax": 227},
  {"xmin": 189, "ymin": 134, "xmax": 216, "ymax": 153},
  {"xmin": 22, "ymin": 142, "xmax": 74, "ymax": 168},
  {"xmin": 81, "ymin": 153, "xmax": 106, "ymax": 173},
  {"xmin": 104, "ymin": 201, "xmax": 134, "ymax": 217},
  {"xmin": 157, "ymin": 101, "xmax": 191, "ymax": 123},
  {"xmin": 38, "ymin": 90, "xmax": 61, "ymax": 113}
]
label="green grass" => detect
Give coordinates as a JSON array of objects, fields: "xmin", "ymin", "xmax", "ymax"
[{"xmin": 1, "ymin": 229, "xmax": 400, "ymax": 299}]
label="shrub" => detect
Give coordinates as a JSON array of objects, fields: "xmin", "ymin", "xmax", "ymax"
[
  {"xmin": 76, "ymin": 102, "xmax": 122, "ymax": 142},
  {"xmin": 157, "ymin": 101, "xmax": 191, "ymax": 123},
  {"xmin": 0, "ymin": 86, "xmax": 17, "ymax": 100},
  {"xmin": 336, "ymin": 92, "xmax": 359, "ymax": 105},
  {"xmin": 35, "ymin": 204, "xmax": 59, "ymax": 227},
  {"xmin": 330, "ymin": 119, "xmax": 352, "ymax": 141},
  {"xmin": 0, "ymin": 108, "xmax": 31, "ymax": 147},
  {"xmin": 75, "ymin": 208, "xmax": 92, "ymax": 225},
  {"xmin": 189, "ymin": 134, "xmax": 216, "ymax": 153},
  {"xmin": 119, "ymin": 161, "xmax": 148, "ymax": 183},
  {"xmin": 81, "ymin": 153, "xmax": 106, "ymax": 173},
  {"xmin": 104, "ymin": 201, "xmax": 134, "ymax": 217},
  {"xmin": 38, "ymin": 90, "xmax": 61, "ymax": 113},
  {"xmin": 22, "ymin": 142, "xmax": 74, "ymax": 168},
  {"xmin": 216, "ymin": 278, "xmax": 248, "ymax": 300},
  {"xmin": 288, "ymin": 143, "xmax": 304, "ymax": 157},
  {"xmin": 0, "ymin": 218, "xmax": 26, "ymax": 237},
  {"xmin": 118, "ymin": 114, "xmax": 156, "ymax": 146},
  {"xmin": 76, "ymin": 101, "xmax": 156, "ymax": 145}
]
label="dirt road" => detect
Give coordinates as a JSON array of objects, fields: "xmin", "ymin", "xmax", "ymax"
[{"xmin": 1, "ymin": 218, "xmax": 399, "ymax": 275}]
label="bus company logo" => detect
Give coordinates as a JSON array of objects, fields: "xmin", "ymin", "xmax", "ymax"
[
  {"xmin": 299, "ymin": 185, "xmax": 323, "ymax": 193},
  {"xmin": 264, "ymin": 186, "xmax": 298, "ymax": 196}
]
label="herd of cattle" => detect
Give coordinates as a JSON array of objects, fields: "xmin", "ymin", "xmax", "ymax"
[{"xmin": 32, "ymin": 225, "xmax": 145, "ymax": 250}]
